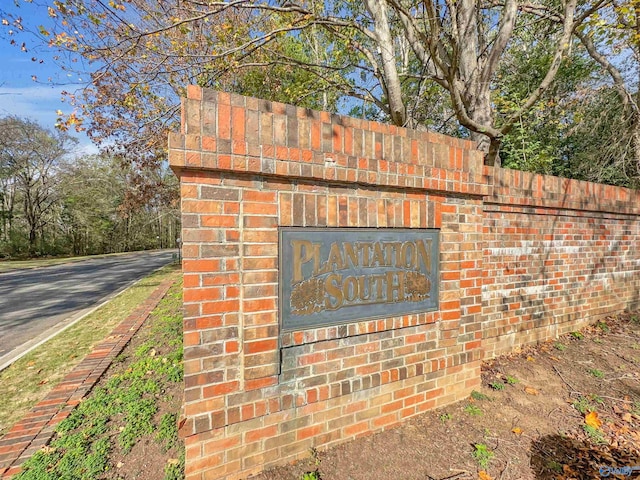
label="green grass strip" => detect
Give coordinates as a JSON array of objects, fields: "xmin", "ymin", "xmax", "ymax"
[
  {"xmin": 0, "ymin": 264, "xmax": 180, "ymax": 436},
  {"xmin": 14, "ymin": 279, "xmax": 184, "ymax": 480},
  {"xmin": 0, "ymin": 251, "xmax": 134, "ymax": 273}
]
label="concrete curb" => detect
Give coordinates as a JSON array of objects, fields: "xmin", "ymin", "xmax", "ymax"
[{"xmin": 0, "ymin": 277, "xmax": 176, "ymax": 478}]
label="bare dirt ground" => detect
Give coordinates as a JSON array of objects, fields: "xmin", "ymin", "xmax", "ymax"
[{"xmin": 253, "ymin": 313, "xmax": 640, "ymax": 480}]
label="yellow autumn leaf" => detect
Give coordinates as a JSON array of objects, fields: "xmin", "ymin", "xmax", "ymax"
[
  {"xmin": 585, "ymin": 411, "xmax": 602, "ymax": 429},
  {"xmin": 526, "ymin": 356, "xmax": 535, "ymax": 362},
  {"xmin": 512, "ymin": 427, "xmax": 523, "ymax": 435},
  {"xmin": 524, "ymin": 386, "xmax": 539, "ymax": 395},
  {"xmin": 478, "ymin": 471, "xmax": 493, "ymax": 480}
]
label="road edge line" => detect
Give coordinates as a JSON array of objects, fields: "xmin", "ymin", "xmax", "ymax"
[
  {"xmin": 0, "ymin": 276, "xmax": 177, "ymax": 478},
  {"xmin": 0, "ymin": 261, "xmax": 177, "ymax": 372}
]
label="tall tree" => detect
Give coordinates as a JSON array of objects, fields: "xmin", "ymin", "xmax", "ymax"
[
  {"xmin": 574, "ymin": 0, "xmax": 640, "ymax": 185},
  {"xmin": 501, "ymin": 0, "xmax": 640, "ymax": 185},
  {"xmin": 1, "ymin": 1, "xmax": 348, "ymax": 167},
  {"xmin": 0, "ymin": 117, "xmax": 76, "ymax": 254},
  {"xmin": 1, "ymin": 0, "xmax": 605, "ymax": 165},
  {"xmin": 495, "ymin": 26, "xmax": 598, "ymax": 175},
  {"xmin": 58, "ymin": 154, "xmax": 180, "ymax": 254},
  {"xmin": 0, "ymin": 146, "xmax": 17, "ymax": 244}
]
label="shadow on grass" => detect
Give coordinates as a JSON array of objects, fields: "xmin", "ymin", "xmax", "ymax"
[{"xmin": 531, "ymin": 434, "xmax": 640, "ymax": 479}]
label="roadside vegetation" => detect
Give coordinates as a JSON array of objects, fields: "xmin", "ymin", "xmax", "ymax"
[
  {"xmin": 0, "ymin": 251, "xmax": 129, "ymax": 273},
  {"xmin": 0, "ymin": 117, "xmax": 179, "ymax": 259},
  {"xmin": 0, "ymin": 264, "xmax": 180, "ymax": 437},
  {"xmin": 13, "ymin": 277, "xmax": 184, "ymax": 480}
]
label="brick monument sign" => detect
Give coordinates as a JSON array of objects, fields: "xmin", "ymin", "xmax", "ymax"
[{"xmin": 169, "ymin": 86, "xmax": 640, "ymax": 480}]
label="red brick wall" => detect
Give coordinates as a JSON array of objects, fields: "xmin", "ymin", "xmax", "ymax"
[
  {"xmin": 170, "ymin": 87, "xmax": 640, "ymax": 480},
  {"xmin": 482, "ymin": 167, "xmax": 640, "ymax": 357},
  {"xmin": 170, "ymin": 87, "xmax": 487, "ymax": 480}
]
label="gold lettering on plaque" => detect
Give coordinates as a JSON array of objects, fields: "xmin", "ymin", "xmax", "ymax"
[{"xmin": 289, "ymin": 239, "xmax": 433, "ymax": 315}]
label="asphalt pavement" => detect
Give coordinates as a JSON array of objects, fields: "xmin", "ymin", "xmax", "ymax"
[{"xmin": 0, "ymin": 250, "xmax": 176, "ymax": 368}]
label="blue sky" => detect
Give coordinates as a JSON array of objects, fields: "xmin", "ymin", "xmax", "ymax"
[{"xmin": 0, "ymin": 1, "xmax": 97, "ymax": 154}]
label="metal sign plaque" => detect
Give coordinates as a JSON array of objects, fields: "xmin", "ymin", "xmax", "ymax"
[{"xmin": 279, "ymin": 228, "xmax": 439, "ymax": 331}]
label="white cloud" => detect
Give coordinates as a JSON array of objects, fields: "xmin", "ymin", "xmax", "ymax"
[
  {"xmin": 0, "ymin": 85, "xmax": 68, "ymax": 126},
  {"xmin": 0, "ymin": 84, "xmax": 98, "ymax": 154},
  {"xmin": 72, "ymin": 142, "xmax": 100, "ymax": 156}
]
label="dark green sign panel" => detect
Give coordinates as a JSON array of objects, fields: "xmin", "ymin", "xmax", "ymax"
[{"xmin": 279, "ymin": 228, "xmax": 439, "ymax": 331}]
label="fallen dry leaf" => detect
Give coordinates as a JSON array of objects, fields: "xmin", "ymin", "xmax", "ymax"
[
  {"xmin": 167, "ymin": 458, "xmax": 180, "ymax": 465},
  {"xmin": 512, "ymin": 427, "xmax": 523, "ymax": 435},
  {"xmin": 177, "ymin": 417, "xmax": 187, "ymax": 430},
  {"xmin": 548, "ymin": 356, "xmax": 560, "ymax": 361},
  {"xmin": 526, "ymin": 356, "xmax": 536, "ymax": 362},
  {"xmin": 524, "ymin": 386, "xmax": 539, "ymax": 395},
  {"xmin": 478, "ymin": 471, "xmax": 493, "ymax": 480},
  {"xmin": 585, "ymin": 411, "xmax": 602, "ymax": 429}
]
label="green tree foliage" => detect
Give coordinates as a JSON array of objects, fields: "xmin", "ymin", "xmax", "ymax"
[
  {"xmin": 0, "ymin": 117, "xmax": 75, "ymax": 255},
  {"xmin": 496, "ymin": 34, "xmax": 598, "ymax": 175},
  {"xmin": 571, "ymin": 0, "xmax": 640, "ymax": 186},
  {"xmin": 560, "ymin": 87, "xmax": 640, "ymax": 187},
  {"xmin": 2, "ymin": 0, "xmax": 640, "ymax": 185},
  {"xmin": 0, "ymin": 0, "xmax": 593, "ymax": 166},
  {"xmin": 0, "ymin": 117, "xmax": 178, "ymax": 258}
]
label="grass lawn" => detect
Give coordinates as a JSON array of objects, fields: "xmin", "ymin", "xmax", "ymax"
[
  {"xmin": 0, "ymin": 264, "xmax": 181, "ymax": 437},
  {"xmin": 11, "ymin": 276, "xmax": 185, "ymax": 480},
  {"xmin": 0, "ymin": 252, "xmax": 131, "ymax": 273}
]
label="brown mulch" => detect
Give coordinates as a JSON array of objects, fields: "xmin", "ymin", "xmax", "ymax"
[{"xmin": 253, "ymin": 313, "xmax": 640, "ymax": 480}]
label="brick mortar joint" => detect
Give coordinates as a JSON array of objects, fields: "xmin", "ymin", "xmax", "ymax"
[
  {"xmin": 280, "ymin": 315, "xmax": 440, "ymax": 348},
  {"xmin": 177, "ymin": 136, "xmax": 479, "ymax": 173},
  {"xmin": 170, "ymin": 161, "xmax": 488, "ymax": 200},
  {"xmin": 484, "ymin": 198, "xmax": 640, "ymax": 217},
  {"xmin": 183, "ymin": 353, "xmax": 480, "ymax": 437}
]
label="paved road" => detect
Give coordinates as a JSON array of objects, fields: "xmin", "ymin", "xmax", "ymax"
[{"xmin": 0, "ymin": 250, "xmax": 176, "ymax": 364}]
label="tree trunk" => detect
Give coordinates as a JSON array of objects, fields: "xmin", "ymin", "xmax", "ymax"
[
  {"xmin": 466, "ymin": 88, "xmax": 501, "ymax": 164},
  {"xmin": 28, "ymin": 225, "xmax": 37, "ymax": 255},
  {"xmin": 24, "ymin": 191, "xmax": 37, "ymax": 255},
  {"xmin": 633, "ymin": 120, "xmax": 640, "ymax": 181},
  {"xmin": 364, "ymin": 0, "xmax": 407, "ymax": 126}
]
